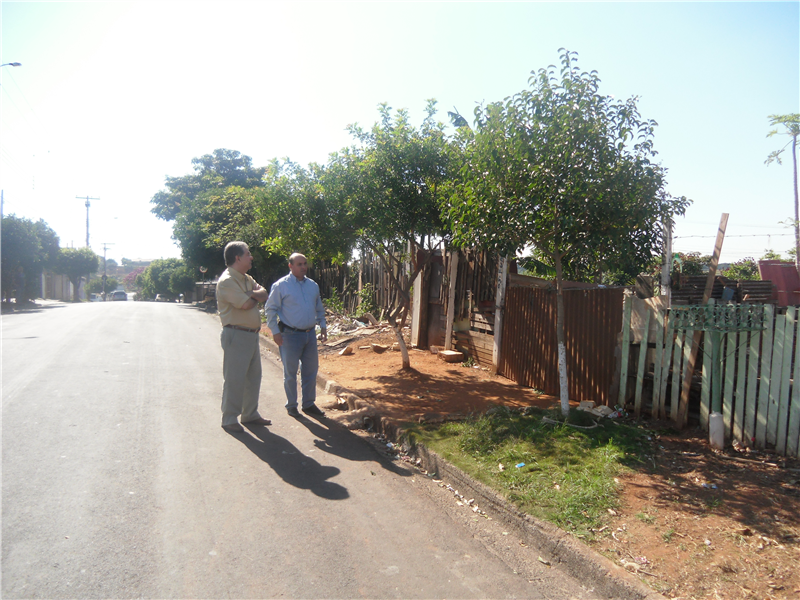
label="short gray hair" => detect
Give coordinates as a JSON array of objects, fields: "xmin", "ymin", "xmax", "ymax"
[{"xmin": 224, "ymin": 241, "xmax": 249, "ymax": 266}]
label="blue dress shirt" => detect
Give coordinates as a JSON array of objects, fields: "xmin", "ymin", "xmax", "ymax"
[{"xmin": 265, "ymin": 273, "xmax": 327, "ymax": 334}]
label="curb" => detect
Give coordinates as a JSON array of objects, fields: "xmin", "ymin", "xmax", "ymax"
[{"xmin": 258, "ymin": 331, "xmax": 665, "ymax": 600}]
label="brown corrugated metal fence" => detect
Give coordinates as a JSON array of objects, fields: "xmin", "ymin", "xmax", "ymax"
[{"xmin": 500, "ymin": 286, "xmax": 624, "ymax": 404}]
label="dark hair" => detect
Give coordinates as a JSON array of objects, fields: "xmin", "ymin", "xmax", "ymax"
[{"xmin": 224, "ymin": 241, "xmax": 248, "ymax": 266}]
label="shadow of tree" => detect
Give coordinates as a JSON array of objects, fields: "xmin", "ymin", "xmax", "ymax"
[
  {"xmin": 625, "ymin": 434, "xmax": 800, "ymax": 541},
  {"xmin": 347, "ymin": 365, "xmax": 556, "ymax": 417}
]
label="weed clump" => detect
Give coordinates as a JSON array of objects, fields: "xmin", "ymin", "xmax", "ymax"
[{"xmin": 411, "ymin": 404, "xmax": 654, "ymax": 538}]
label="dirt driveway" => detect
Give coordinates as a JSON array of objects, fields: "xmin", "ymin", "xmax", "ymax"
[{"xmin": 266, "ymin": 324, "xmax": 800, "ymax": 600}]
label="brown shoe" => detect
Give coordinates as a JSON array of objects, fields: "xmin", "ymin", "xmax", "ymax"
[
  {"xmin": 221, "ymin": 422, "xmax": 244, "ymax": 433},
  {"xmin": 242, "ymin": 417, "xmax": 272, "ymax": 427}
]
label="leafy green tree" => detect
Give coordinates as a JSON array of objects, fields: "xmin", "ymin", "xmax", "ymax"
[
  {"xmin": 86, "ymin": 277, "xmax": 119, "ymax": 294},
  {"xmin": 261, "ymin": 102, "xmax": 455, "ymax": 368},
  {"xmin": 344, "ymin": 102, "xmax": 455, "ymax": 368},
  {"xmin": 760, "ymin": 249, "xmax": 783, "ymax": 261},
  {"xmin": 720, "ymin": 258, "xmax": 759, "ymax": 281},
  {"xmin": 1, "ymin": 216, "xmax": 60, "ymax": 303},
  {"xmin": 150, "ymin": 149, "xmax": 284, "ymax": 285},
  {"xmin": 151, "ymin": 149, "xmax": 266, "ymax": 221},
  {"xmin": 172, "ymin": 185, "xmax": 283, "ymax": 282},
  {"xmin": 136, "ymin": 258, "xmax": 206, "ymax": 299},
  {"xmin": 258, "ymin": 159, "xmax": 355, "ymax": 265},
  {"xmin": 446, "ymin": 50, "xmax": 690, "ymax": 415},
  {"xmin": 168, "ymin": 266, "xmax": 196, "ymax": 297},
  {"xmin": 136, "ymin": 258, "xmax": 184, "ymax": 300},
  {"xmin": 55, "ymin": 247, "xmax": 99, "ymax": 302},
  {"xmin": 765, "ymin": 114, "xmax": 800, "ymax": 272},
  {"xmin": 673, "ymin": 252, "xmax": 711, "ymax": 278}
]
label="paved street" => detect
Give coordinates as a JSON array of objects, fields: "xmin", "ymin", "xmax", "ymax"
[{"xmin": 2, "ymin": 301, "xmax": 594, "ymax": 599}]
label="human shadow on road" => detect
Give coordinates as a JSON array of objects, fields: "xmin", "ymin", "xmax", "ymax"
[
  {"xmin": 297, "ymin": 415, "xmax": 413, "ymax": 478},
  {"xmin": 231, "ymin": 425, "xmax": 349, "ymax": 500}
]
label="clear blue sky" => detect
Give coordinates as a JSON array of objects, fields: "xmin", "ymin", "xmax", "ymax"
[{"xmin": 2, "ymin": 1, "xmax": 798, "ymax": 266}]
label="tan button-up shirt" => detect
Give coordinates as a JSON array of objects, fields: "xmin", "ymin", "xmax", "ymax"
[{"xmin": 216, "ymin": 268, "xmax": 262, "ymax": 330}]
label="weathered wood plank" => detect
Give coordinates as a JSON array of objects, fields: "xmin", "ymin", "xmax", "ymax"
[
  {"xmin": 659, "ymin": 313, "xmax": 676, "ymax": 420},
  {"xmin": 651, "ymin": 309, "xmax": 666, "ymax": 419},
  {"xmin": 756, "ymin": 305, "xmax": 775, "ymax": 448},
  {"xmin": 745, "ymin": 325, "xmax": 761, "ymax": 446},
  {"xmin": 671, "ymin": 330, "xmax": 685, "ymax": 422},
  {"xmin": 618, "ymin": 295, "xmax": 633, "ymax": 407},
  {"xmin": 789, "ymin": 313, "xmax": 800, "ymax": 458},
  {"xmin": 679, "ymin": 329, "xmax": 693, "ymax": 423},
  {"xmin": 734, "ymin": 330, "xmax": 748, "ymax": 444},
  {"xmin": 700, "ymin": 328, "xmax": 711, "ymax": 430},
  {"xmin": 768, "ymin": 311, "xmax": 787, "ymax": 446},
  {"xmin": 777, "ymin": 307, "xmax": 795, "ymax": 454},
  {"xmin": 454, "ymin": 331, "xmax": 494, "ymax": 351},
  {"xmin": 723, "ymin": 332, "xmax": 736, "ymax": 437},
  {"xmin": 634, "ymin": 310, "xmax": 652, "ymax": 418}
]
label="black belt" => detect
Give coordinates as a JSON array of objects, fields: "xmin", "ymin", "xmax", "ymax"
[
  {"xmin": 279, "ymin": 322, "xmax": 313, "ymax": 333},
  {"xmin": 224, "ymin": 324, "xmax": 260, "ymax": 333}
]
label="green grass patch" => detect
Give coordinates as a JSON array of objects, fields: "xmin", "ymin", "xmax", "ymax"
[{"xmin": 406, "ymin": 405, "xmax": 654, "ymax": 540}]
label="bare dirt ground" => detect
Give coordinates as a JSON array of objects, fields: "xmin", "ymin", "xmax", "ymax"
[{"xmin": 298, "ymin": 324, "xmax": 800, "ymax": 600}]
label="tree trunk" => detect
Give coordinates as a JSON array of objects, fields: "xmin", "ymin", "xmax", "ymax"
[
  {"xmin": 387, "ymin": 311, "xmax": 411, "ymax": 369},
  {"xmin": 554, "ymin": 253, "xmax": 570, "ymax": 417}
]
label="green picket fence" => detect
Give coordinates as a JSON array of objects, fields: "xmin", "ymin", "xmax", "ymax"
[{"xmin": 618, "ymin": 297, "xmax": 800, "ymax": 458}]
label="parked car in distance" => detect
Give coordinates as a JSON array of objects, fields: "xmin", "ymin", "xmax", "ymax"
[
  {"xmin": 111, "ymin": 290, "xmax": 127, "ymax": 301},
  {"xmin": 155, "ymin": 294, "xmax": 173, "ymax": 302},
  {"xmin": 89, "ymin": 293, "xmax": 102, "ymax": 302}
]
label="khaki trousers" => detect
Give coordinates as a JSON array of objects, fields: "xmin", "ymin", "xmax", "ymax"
[{"xmin": 220, "ymin": 327, "xmax": 262, "ymax": 426}]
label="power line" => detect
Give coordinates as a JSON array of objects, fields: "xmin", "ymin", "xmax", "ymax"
[
  {"xmin": 2, "ymin": 69, "xmax": 45, "ymax": 130},
  {"xmin": 674, "ymin": 233, "xmax": 792, "ymax": 239}
]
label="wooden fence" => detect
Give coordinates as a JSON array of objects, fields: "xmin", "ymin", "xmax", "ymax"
[
  {"xmin": 499, "ymin": 284, "xmax": 625, "ymax": 404},
  {"xmin": 619, "ymin": 297, "xmax": 800, "ymax": 458},
  {"xmin": 309, "ymin": 251, "xmax": 410, "ymax": 316}
]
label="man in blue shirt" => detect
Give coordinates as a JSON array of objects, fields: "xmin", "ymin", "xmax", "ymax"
[{"xmin": 264, "ymin": 253, "xmax": 327, "ymax": 417}]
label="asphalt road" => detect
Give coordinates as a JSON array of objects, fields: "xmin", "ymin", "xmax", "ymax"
[{"xmin": 2, "ymin": 301, "xmax": 596, "ymax": 599}]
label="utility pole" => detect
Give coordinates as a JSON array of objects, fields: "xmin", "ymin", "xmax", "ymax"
[
  {"xmin": 76, "ymin": 195, "xmax": 99, "ymax": 247},
  {"xmin": 102, "ymin": 242, "xmax": 114, "ymax": 300}
]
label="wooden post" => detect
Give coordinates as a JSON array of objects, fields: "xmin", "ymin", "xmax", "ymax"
[
  {"xmin": 618, "ymin": 294, "xmax": 633, "ymax": 408},
  {"xmin": 634, "ymin": 308, "xmax": 651, "ymax": 417},
  {"xmin": 651, "ymin": 308, "xmax": 665, "ymax": 418},
  {"xmin": 676, "ymin": 213, "xmax": 729, "ymax": 427},
  {"xmin": 491, "ymin": 256, "xmax": 509, "ymax": 374},
  {"xmin": 662, "ymin": 215, "xmax": 672, "ymax": 306},
  {"xmin": 443, "ymin": 250, "xmax": 459, "ymax": 351},
  {"xmin": 776, "ymin": 307, "xmax": 795, "ymax": 454},
  {"xmin": 788, "ymin": 312, "xmax": 800, "ymax": 457},
  {"xmin": 756, "ymin": 304, "xmax": 775, "ymax": 448},
  {"xmin": 410, "ymin": 269, "xmax": 424, "ymax": 348}
]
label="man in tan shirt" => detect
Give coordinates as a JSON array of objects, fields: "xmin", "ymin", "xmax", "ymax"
[{"xmin": 216, "ymin": 241, "xmax": 271, "ymax": 433}]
